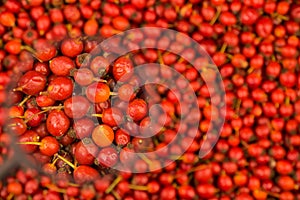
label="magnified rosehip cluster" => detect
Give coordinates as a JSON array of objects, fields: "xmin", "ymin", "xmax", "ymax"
[{"xmin": 1, "ymin": 0, "xmax": 300, "ymax": 200}]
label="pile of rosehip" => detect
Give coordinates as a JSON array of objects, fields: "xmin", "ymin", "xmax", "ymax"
[{"xmin": 1, "ymin": 0, "xmax": 300, "ymax": 199}]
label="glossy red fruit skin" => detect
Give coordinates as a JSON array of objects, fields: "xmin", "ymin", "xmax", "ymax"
[
  {"xmin": 36, "ymin": 95, "xmax": 55, "ymax": 107},
  {"xmin": 74, "ymin": 138, "xmax": 98, "ymax": 165},
  {"xmin": 33, "ymin": 62, "xmax": 50, "ymax": 76},
  {"xmin": 7, "ymin": 117, "xmax": 27, "ymax": 135},
  {"xmin": 61, "ymin": 38, "xmax": 83, "ymax": 58},
  {"xmin": 47, "ymin": 77, "xmax": 73, "ymax": 101},
  {"xmin": 49, "ymin": 56, "xmax": 75, "ymax": 76},
  {"xmin": 17, "ymin": 71, "xmax": 47, "ymax": 95},
  {"xmin": 0, "ymin": 11, "xmax": 16, "ymax": 27},
  {"xmin": 40, "ymin": 136, "xmax": 60, "ymax": 156},
  {"xmin": 277, "ymin": 175, "xmax": 295, "ymax": 191},
  {"xmin": 46, "ymin": 110, "xmax": 70, "ymax": 137},
  {"xmin": 18, "ymin": 130, "xmax": 39, "ymax": 153},
  {"xmin": 64, "ymin": 96, "xmax": 90, "ymax": 119},
  {"xmin": 24, "ymin": 107, "xmax": 44, "ymax": 127},
  {"xmin": 73, "ymin": 165, "xmax": 100, "ymax": 184}
]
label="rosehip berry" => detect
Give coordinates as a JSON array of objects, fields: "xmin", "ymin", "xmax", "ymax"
[
  {"xmin": 92, "ymin": 124, "xmax": 114, "ymax": 147},
  {"xmin": 113, "ymin": 56, "xmax": 134, "ymax": 81},
  {"xmin": 86, "ymin": 82, "xmax": 111, "ymax": 103},
  {"xmin": 127, "ymin": 99, "xmax": 148, "ymax": 121},
  {"xmin": 95, "ymin": 147, "xmax": 118, "ymax": 167},
  {"xmin": 61, "ymin": 38, "xmax": 84, "ymax": 57},
  {"xmin": 46, "ymin": 109, "xmax": 70, "ymax": 137},
  {"xmin": 74, "ymin": 138, "xmax": 98, "ymax": 165},
  {"xmin": 49, "ymin": 56, "xmax": 75, "ymax": 76},
  {"xmin": 16, "ymin": 71, "xmax": 47, "ymax": 95},
  {"xmin": 47, "ymin": 76, "xmax": 73, "ymax": 101},
  {"xmin": 64, "ymin": 96, "xmax": 90, "ymax": 119}
]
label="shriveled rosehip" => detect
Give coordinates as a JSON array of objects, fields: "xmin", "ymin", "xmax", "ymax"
[{"xmin": 33, "ymin": 62, "xmax": 50, "ymax": 76}]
